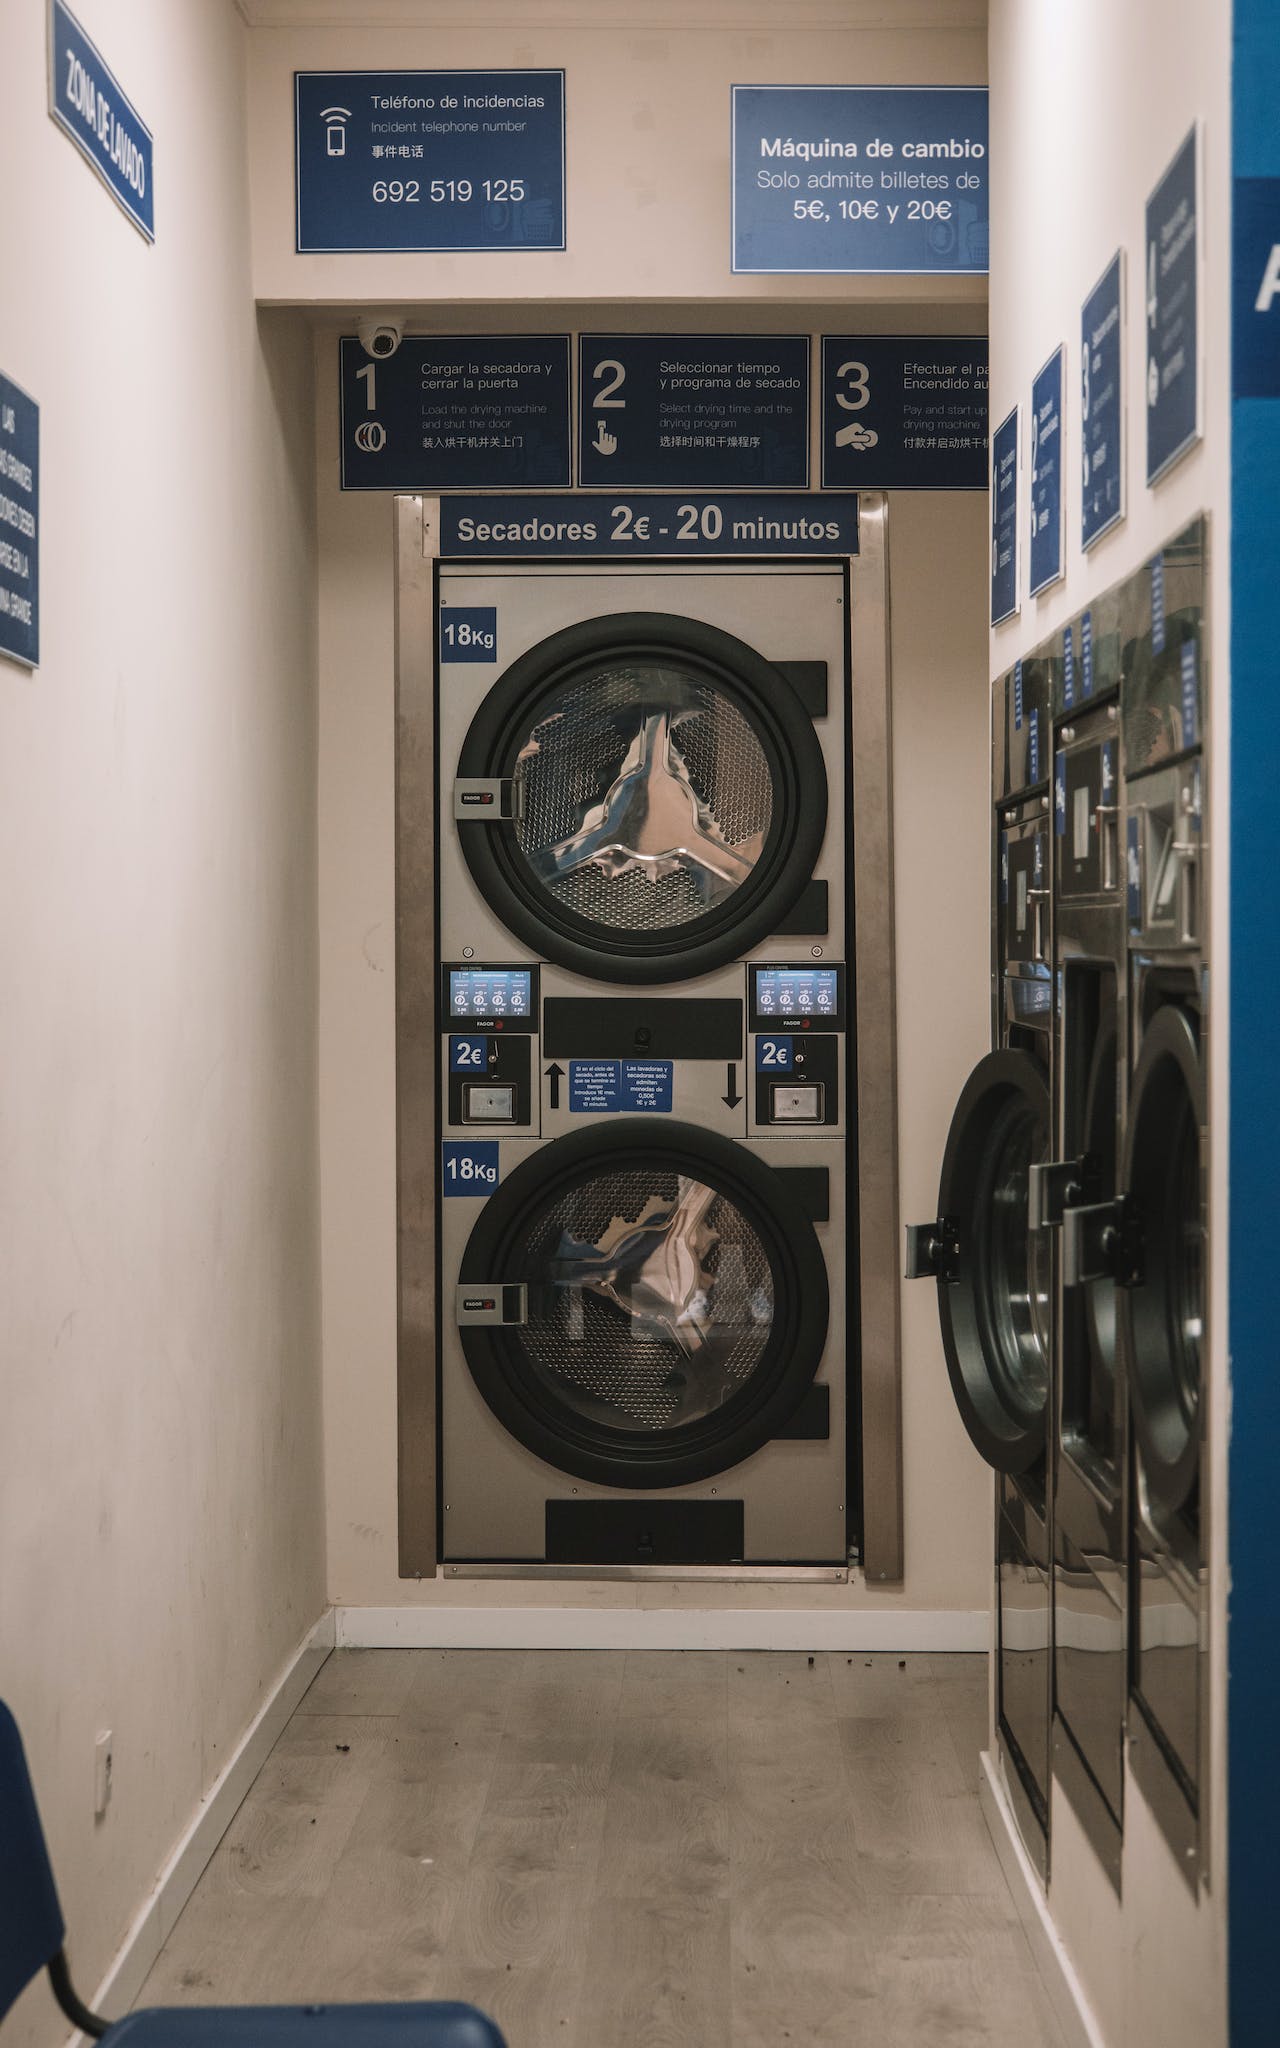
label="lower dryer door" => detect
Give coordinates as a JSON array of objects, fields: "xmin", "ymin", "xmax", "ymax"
[
  {"xmin": 1122, "ymin": 1002, "xmax": 1204, "ymax": 1517},
  {"xmin": 908, "ymin": 1049, "xmax": 1052, "ymax": 1473},
  {"xmin": 457, "ymin": 1119, "xmax": 829, "ymax": 1489}
]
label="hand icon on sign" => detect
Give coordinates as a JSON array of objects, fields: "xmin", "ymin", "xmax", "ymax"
[{"xmin": 593, "ymin": 421, "xmax": 618, "ymax": 457}]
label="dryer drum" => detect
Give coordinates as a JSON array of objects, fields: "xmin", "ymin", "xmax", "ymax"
[
  {"xmin": 457, "ymin": 1120, "xmax": 830, "ymax": 1488},
  {"xmin": 1122, "ymin": 1002, "xmax": 1204, "ymax": 1515},
  {"xmin": 932, "ymin": 1049, "xmax": 1052, "ymax": 1473},
  {"xmin": 1079, "ymin": 1011, "xmax": 1119, "ymax": 1449},
  {"xmin": 455, "ymin": 613, "xmax": 828, "ymax": 983}
]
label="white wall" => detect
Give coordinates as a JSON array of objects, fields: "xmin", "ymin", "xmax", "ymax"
[
  {"xmin": 0, "ymin": 7, "xmax": 325, "ymax": 2045},
  {"xmin": 273, "ymin": 1, "xmax": 996, "ymax": 1626},
  {"xmin": 987, "ymin": 4, "xmax": 1229, "ymax": 2042}
]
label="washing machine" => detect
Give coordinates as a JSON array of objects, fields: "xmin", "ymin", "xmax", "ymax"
[
  {"xmin": 1033, "ymin": 567, "xmax": 1144, "ymax": 1892},
  {"xmin": 430, "ymin": 559, "xmax": 855, "ymax": 1569},
  {"xmin": 907, "ymin": 641, "xmax": 1056, "ymax": 1878},
  {"xmin": 1117, "ymin": 515, "xmax": 1210, "ymax": 1887}
]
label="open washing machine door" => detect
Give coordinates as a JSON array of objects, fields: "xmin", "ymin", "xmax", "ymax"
[
  {"xmin": 453, "ymin": 612, "xmax": 828, "ymax": 983},
  {"xmin": 455, "ymin": 1120, "xmax": 829, "ymax": 1489},
  {"xmin": 906, "ymin": 1049, "xmax": 1053, "ymax": 1473},
  {"xmin": 1121, "ymin": 1003, "xmax": 1204, "ymax": 1517}
]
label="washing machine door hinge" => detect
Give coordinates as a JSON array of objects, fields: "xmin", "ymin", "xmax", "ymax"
[
  {"xmin": 1028, "ymin": 1155, "xmax": 1093, "ymax": 1230},
  {"xmin": 454, "ymin": 778, "xmax": 523, "ymax": 822},
  {"xmin": 904, "ymin": 1219, "xmax": 961, "ymax": 1283},
  {"xmin": 1061, "ymin": 1198, "xmax": 1143, "ymax": 1288},
  {"xmin": 456, "ymin": 1283, "xmax": 528, "ymax": 1326}
]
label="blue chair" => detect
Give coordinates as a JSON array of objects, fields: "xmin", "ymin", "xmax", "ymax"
[{"xmin": 0, "ymin": 1701, "xmax": 506, "ymax": 2048}]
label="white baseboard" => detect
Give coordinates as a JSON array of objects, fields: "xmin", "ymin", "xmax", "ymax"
[
  {"xmin": 335, "ymin": 1605, "xmax": 988, "ymax": 1651},
  {"xmin": 979, "ymin": 1751, "xmax": 1108, "ymax": 2048},
  {"xmin": 81, "ymin": 1609, "xmax": 335, "ymax": 2031}
]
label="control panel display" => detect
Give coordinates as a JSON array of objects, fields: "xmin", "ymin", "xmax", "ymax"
[
  {"xmin": 447, "ymin": 967, "xmax": 533, "ymax": 1022},
  {"xmin": 750, "ymin": 964, "xmax": 844, "ymax": 1029}
]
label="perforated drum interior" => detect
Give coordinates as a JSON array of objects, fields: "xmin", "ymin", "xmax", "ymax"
[{"xmin": 455, "ymin": 614, "xmax": 827, "ymax": 983}]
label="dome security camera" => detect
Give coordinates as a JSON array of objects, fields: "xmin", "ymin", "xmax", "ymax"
[{"xmin": 357, "ymin": 315, "xmax": 406, "ymax": 360}]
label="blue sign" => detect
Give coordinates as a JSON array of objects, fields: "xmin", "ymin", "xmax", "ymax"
[
  {"xmin": 1028, "ymin": 708, "xmax": 1040, "ymax": 787},
  {"xmin": 991, "ymin": 407, "xmax": 1018, "ymax": 625},
  {"xmin": 820, "ymin": 336, "xmax": 986, "ymax": 489},
  {"xmin": 1081, "ymin": 252, "xmax": 1125, "ymax": 547},
  {"xmin": 1029, "ymin": 347, "xmax": 1064, "ymax": 596},
  {"xmin": 1013, "ymin": 660, "xmax": 1023, "ymax": 730},
  {"xmin": 295, "ymin": 71, "xmax": 565, "ymax": 253},
  {"xmin": 440, "ymin": 607, "xmax": 498, "ymax": 664},
  {"xmin": 48, "ymin": 2, "xmax": 154, "ymax": 240},
  {"xmin": 756, "ymin": 1035, "xmax": 794, "ymax": 1072},
  {"xmin": 1233, "ymin": 178, "xmax": 1280, "ymax": 396},
  {"xmin": 0, "ymin": 374, "xmax": 39, "ymax": 669},
  {"xmin": 619, "ymin": 1061, "xmax": 673, "ymax": 1113},
  {"xmin": 577, "ymin": 336, "xmax": 809, "ymax": 490},
  {"xmin": 1151, "ymin": 552, "xmax": 1166, "ymax": 653},
  {"xmin": 440, "ymin": 493, "xmax": 859, "ymax": 558},
  {"xmin": 1063, "ymin": 624, "xmax": 1075, "ymax": 708},
  {"xmin": 1146, "ymin": 127, "xmax": 1200, "ymax": 484},
  {"xmin": 449, "ymin": 1036, "xmax": 489, "ymax": 1072},
  {"xmin": 569, "ymin": 1062, "xmax": 619, "ymax": 1113},
  {"xmin": 732, "ymin": 86, "xmax": 988, "ymax": 275},
  {"xmin": 442, "ymin": 1141, "xmax": 500, "ymax": 1195},
  {"xmin": 1081, "ymin": 609, "xmax": 1094, "ymax": 697},
  {"xmin": 1180, "ymin": 639, "xmax": 1199, "ymax": 747},
  {"xmin": 339, "ymin": 336, "xmax": 569, "ymax": 491},
  {"xmin": 567, "ymin": 1061, "xmax": 675, "ymax": 1113}
]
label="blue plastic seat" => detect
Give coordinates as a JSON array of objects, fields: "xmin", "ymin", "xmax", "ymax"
[{"xmin": 0, "ymin": 1701, "xmax": 506, "ymax": 2048}]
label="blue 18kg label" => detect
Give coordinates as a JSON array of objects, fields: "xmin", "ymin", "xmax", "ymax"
[
  {"xmin": 1063, "ymin": 624, "xmax": 1075, "ymax": 707},
  {"xmin": 1081, "ymin": 610, "xmax": 1094, "ymax": 697},
  {"xmin": 440, "ymin": 608, "xmax": 497, "ymax": 662},
  {"xmin": 442, "ymin": 1141, "xmax": 500, "ymax": 1193}
]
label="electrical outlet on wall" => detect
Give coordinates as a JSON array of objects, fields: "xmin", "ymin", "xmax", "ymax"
[{"xmin": 94, "ymin": 1730, "xmax": 113, "ymax": 1818}]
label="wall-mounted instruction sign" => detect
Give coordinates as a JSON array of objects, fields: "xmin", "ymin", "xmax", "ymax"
[
  {"xmin": 339, "ymin": 336, "xmax": 570, "ymax": 490},
  {"xmin": 731, "ymin": 85, "xmax": 988, "ymax": 275},
  {"xmin": 0, "ymin": 374, "xmax": 39, "ymax": 670},
  {"xmin": 1146, "ymin": 126, "xmax": 1201, "ymax": 484},
  {"xmin": 295, "ymin": 70, "xmax": 565, "ymax": 253},
  {"xmin": 991, "ymin": 406, "xmax": 1019, "ymax": 625},
  {"xmin": 577, "ymin": 336, "xmax": 809, "ymax": 490},
  {"xmin": 1081, "ymin": 252, "xmax": 1125, "ymax": 548},
  {"xmin": 1029, "ymin": 346, "xmax": 1064, "ymax": 596},
  {"xmin": 48, "ymin": 0, "xmax": 154, "ymax": 240},
  {"xmin": 439, "ymin": 493, "xmax": 859, "ymax": 558},
  {"xmin": 820, "ymin": 335, "xmax": 986, "ymax": 489}
]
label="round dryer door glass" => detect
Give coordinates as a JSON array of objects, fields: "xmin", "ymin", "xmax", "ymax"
[
  {"xmin": 455, "ymin": 614, "xmax": 828, "ymax": 983},
  {"xmin": 1123, "ymin": 1002, "xmax": 1204, "ymax": 1514},
  {"xmin": 457, "ymin": 1121, "xmax": 829, "ymax": 1488},
  {"xmin": 929, "ymin": 1049, "xmax": 1052, "ymax": 1473}
]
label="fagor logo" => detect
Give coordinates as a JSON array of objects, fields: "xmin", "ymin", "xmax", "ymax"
[{"xmin": 321, "ymin": 105, "xmax": 351, "ymax": 157}]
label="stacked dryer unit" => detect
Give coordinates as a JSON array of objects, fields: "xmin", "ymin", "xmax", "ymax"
[
  {"xmin": 1116, "ymin": 516, "xmax": 1211, "ymax": 1884},
  {"xmin": 907, "ymin": 640, "xmax": 1057, "ymax": 1877},
  {"xmin": 414, "ymin": 547, "xmax": 871, "ymax": 1572},
  {"xmin": 1036, "ymin": 569, "xmax": 1140, "ymax": 1889}
]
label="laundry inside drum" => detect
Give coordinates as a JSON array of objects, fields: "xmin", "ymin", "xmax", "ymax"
[
  {"xmin": 513, "ymin": 663, "xmax": 773, "ymax": 932},
  {"xmin": 518, "ymin": 1168, "xmax": 776, "ymax": 1432}
]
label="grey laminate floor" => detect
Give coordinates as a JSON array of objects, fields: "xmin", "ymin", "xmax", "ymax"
[{"xmin": 138, "ymin": 1649, "xmax": 1065, "ymax": 2048}]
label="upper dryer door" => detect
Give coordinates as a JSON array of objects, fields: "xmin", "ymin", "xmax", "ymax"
[
  {"xmin": 454, "ymin": 612, "xmax": 828, "ymax": 983},
  {"xmin": 907, "ymin": 1050, "xmax": 1052, "ymax": 1473}
]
